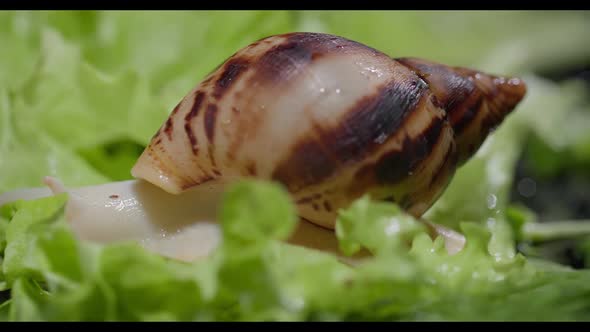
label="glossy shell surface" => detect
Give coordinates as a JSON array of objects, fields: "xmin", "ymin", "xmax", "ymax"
[{"xmin": 132, "ymin": 32, "xmax": 527, "ymax": 229}]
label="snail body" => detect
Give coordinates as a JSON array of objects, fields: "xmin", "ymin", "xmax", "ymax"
[
  {"xmin": 0, "ymin": 32, "xmax": 526, "ymax": 262},
  {"xmin": 132, "ymin": 32, "xmax": 527, "ymax": 229}
]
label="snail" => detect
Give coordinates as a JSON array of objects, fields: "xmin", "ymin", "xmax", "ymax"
[
  {"xmin": 134, "ymin": 32, "xmax": 527, "ymax": 227},
  {"xmin": 0, "ymin": 32, "xmax": 526, "ymax": 261}
]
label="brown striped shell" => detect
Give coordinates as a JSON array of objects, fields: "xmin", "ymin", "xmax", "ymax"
[{"xmin": 131, "ymin": 32, "xmax": 527, "ymax": 230}]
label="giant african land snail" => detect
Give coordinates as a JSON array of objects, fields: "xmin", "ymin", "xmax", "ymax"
[{"xmin": 0, "ymin": 32, "xmax": 527, "ymax": 261}]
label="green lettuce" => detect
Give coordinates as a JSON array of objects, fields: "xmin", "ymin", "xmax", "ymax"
[
  {"xmin": 0, "ymin": 89, "xmax": 108, "ymax": 192},
  {"xmin": 0, "ymin": 12, "xmax": 43, "ymax": 93},
  {"xmin": 296, "ymin": 11, "xmax": 590, "ymax": 74},
  {"xmin": 0, "ymin": 11, "xmax": 295, "ymax": 191},
  {"xmin": 34, "ymin": 10, "xmax": 295, "ymax": 116},
  {"xmin": 2, "ymin": 181, "xmax": 590, "ymax": 321},
  {"xmin": 2, "ymin": 10, "xmax": 590, "ymax": 321}
]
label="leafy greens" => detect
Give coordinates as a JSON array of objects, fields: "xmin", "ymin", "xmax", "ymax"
[{"xmin": 1, "ymin": 10, "xmax": 590, "ymax": 321}]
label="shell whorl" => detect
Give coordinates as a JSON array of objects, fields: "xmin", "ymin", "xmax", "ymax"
[{"xmin": 131, "ymin": 32, "xmax": 527, "ymax": 229}]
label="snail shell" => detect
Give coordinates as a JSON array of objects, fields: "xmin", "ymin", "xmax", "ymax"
[{"xmin": 131, "ymin": 32, "xmax": 527, "ymax": 229}]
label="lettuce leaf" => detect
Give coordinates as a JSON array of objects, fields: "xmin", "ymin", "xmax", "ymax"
[
  {"xmin": 24, "ymin": 28, "xmax": 163, "ymax": 150},
  {"xmin": 2, "ymin": 10, "xmax": 590, "ymax": 322},
  {"xmin": 1, "ymin": 181, "xmax": 590, "ymax": 321},
  {"xmin": 298, "ymin": 11, "xmax": 590, "ymax": 74},
  {"xmin": 519, "ymin": 79, "xmax": 590, "ymax": 178},
  {"xmin": 41, "ymin": 11, "xmax": 294, "ymax": 113},
  {"xmin": 0, "ymin": 11, "xmax": 43, "ymax": 93},
  {"xmin": 0, "ymin": 89, "xmax": 108, "ymax": 192},
  {"xmin": 0, "ymin": 11, "xmax": 296, "ymax": 192}
]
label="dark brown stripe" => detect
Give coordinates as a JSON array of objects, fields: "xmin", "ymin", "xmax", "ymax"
[
  {"xmin": 312, "ymin": 203, "xmax": 320, "ymax": 211},
  {"xmin": 204, "ymin": 103, "xmax": 219, "ymax": 168},
  {"xmin": 429, "ymin": 142, "xmax": 458, "ymax": 190},
  {"xmin": 184, "ymin": 92, "xmax": 205, "ymax": 155},
  {"xmin": 180, "ymin": 176, "xmax": 214, "ymax": 190},
  {"xmin": 163, "ymin": 118, "xmax": 174, "ymax": 140},
  {"xmin": 452, "ymin": 97, "xmax": 483, "ymax": 135},
  {"xmin": 273, "ymin": 139, "xmax": 339, "ymax": 192},
  {"xmin": 395, "ymin": 57, "xmax": 475, "ymax": 112},
  {"xmin": 296, "ymin": 193, "xmax": 322, "ymax": 204},
  {"xmin": 373, "ymin": 116, "xmax": 444, "ymax": 184},
  {"xmin": 272, "ymin": 77, "xmax": 428, "ymax": 192},
  {"xmin": 253, "ymin": 33, "xmax": 380, "ymax": 84},
  {"xmin": 185, "ymin": 92, "xmax": 205, "ymax": 122},
  {"xmin": 245, "ymin": 162, "xmax": 257, "ymax": 176},
  {"xmin": 204, "ymin": 59, "xmax": 226, "ymax": 80},
  {"xmin": 283, "ymin": 32, "xmax": 381, "ymax": 56},
  {"xmin": 329, "ymin": 78, "xmax": 429, "ymax": 163},
  {"xmin": 323, "ymin": 201, "xmax": 333, "ymax": 212},
  {"xmin": 227, "ymin": 33, "xmax": 390, "ymax": 169},
  {"xmin": 483, "ymin": 78, "xmax": 527, "ymax": 130},
  {"xmin": 184, "ymin": 123, "xmax": 198, "ymax": 155},
  {"xmin": 253, "ymin": 39, "xmax": 314, "ymax": 83},
  {"xmin": 213, "ymin": 58, "xmax": 250, "ymax": 99},
  {"xmin": 394, "ymin": 57, "xmax": 512, "ymax": 164},
  {"xmin": 163, "ymin": 103, "xmax": 183, "ymax": 140},
  {"xmin": 402, "ymin": 141, "xmax": 457, "ymax": 216},
  {"xmin": 204, "ymin": 104, "xmax": 218, "ymax": 142}
]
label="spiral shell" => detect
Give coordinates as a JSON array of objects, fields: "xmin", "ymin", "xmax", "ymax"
[{"xmin": 131, "ymin": 32, "xmax": 526, "ymax": 229}]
